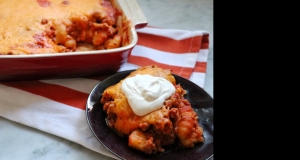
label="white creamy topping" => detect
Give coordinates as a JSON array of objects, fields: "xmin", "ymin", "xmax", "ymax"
[{"xmin": 121, "ymin": 74, "xmax": 175, "ymax": 116}]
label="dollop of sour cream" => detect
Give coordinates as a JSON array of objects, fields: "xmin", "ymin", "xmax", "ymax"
[{"xmin": 121, "ymin": 74, "xmax": 175, "ymax": 116}]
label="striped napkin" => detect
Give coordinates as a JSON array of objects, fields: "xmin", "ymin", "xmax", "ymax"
[{"xmin": 0, "ymin": 27, "xmax": 209, "ymax": 159}]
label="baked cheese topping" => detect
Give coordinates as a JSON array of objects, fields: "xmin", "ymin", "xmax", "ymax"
[{"xmin": 0, "ymin": 0, "xmax": 126, "ymax": 55}]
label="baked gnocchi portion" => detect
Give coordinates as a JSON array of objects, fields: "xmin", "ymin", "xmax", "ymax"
[
  {"xmin": 44, "ymin": 11, "xmax": 122, "ymax": 53},
  {"xmin": 100, "ymin": 65, "xmax": 205, "ymax": 154}
]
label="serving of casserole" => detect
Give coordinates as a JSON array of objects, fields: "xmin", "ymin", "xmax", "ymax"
[{"xmin": 0, "ymin": 0, "xmax": 147, "ymax": 81}]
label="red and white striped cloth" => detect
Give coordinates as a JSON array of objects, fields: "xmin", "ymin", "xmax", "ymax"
[{"xmin": 0, "ymin": 27, "xmax": 209, "ymax": 159}]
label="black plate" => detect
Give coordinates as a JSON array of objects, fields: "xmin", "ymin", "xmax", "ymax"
[{"xmin": 86, "ymin": 70, "xmax": 214, "ymax": 160}]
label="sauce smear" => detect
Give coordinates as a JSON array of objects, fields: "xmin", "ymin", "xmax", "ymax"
[
  {"xmin": 37, "ymin": 0, "xmax": 51, "ymax": 7},
  {"xmin": 33, "ymin": 34, "xmax": 51, "ymax": 48}
]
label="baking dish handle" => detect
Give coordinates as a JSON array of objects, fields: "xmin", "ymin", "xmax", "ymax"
[{"xmin": 116, "ymin": 0, "xmax": 148, "ymax": 29}]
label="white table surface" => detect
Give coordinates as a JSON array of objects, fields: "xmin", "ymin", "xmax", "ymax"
[{"xmin": 0, "ymin": 0, "xmax": 213, "ymax": 159}]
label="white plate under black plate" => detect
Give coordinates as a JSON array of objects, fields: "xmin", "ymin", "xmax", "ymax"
[{"xmin": 86, "ymin": 70, "xmax": 214, "ymax": 160}]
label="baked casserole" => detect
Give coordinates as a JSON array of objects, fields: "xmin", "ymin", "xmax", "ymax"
[{"xmin": 0, "ymin": 0, "xmax": 131, "ymax": 55}]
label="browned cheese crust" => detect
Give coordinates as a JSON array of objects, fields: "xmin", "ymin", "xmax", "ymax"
[{"xmin": 0, "ymin": 0, "xmax": 128, "ymax": 55}]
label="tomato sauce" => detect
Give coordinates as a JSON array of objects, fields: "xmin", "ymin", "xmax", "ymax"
[
  {"xmin": 36, "ymin": 0, "xmax": 51, "ymax": 7},
  {"xmin": 33, "ymin": 34, "xmax": 51, "ymax": 48}
]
